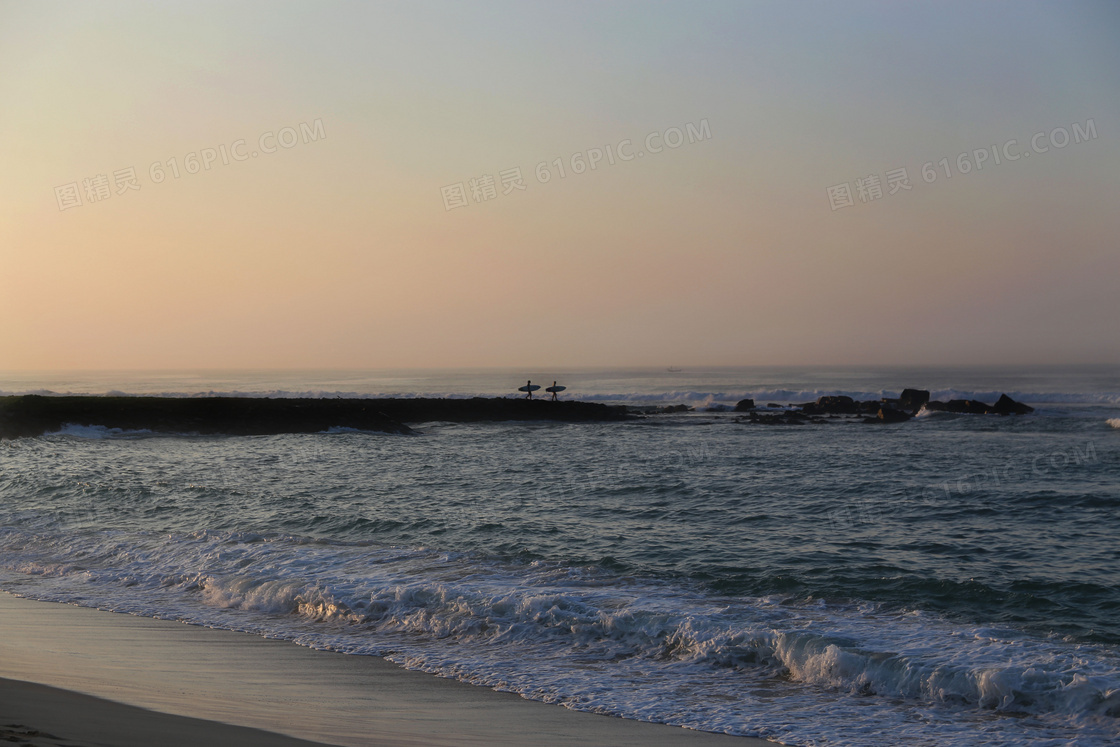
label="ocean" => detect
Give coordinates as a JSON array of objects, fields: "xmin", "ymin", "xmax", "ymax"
[{"xmin": 1, "ymin": 367, "xmax": 1118, "ymax": 746}]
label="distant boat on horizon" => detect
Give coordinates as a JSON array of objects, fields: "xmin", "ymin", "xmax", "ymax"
[{"xmin": 666, "ymin": 367, "xmax": 682, "ymax": 373}]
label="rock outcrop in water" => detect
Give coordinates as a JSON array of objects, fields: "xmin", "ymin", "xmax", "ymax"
[
  {"xmin": 877, "ymin": 406, "xmax": 912, "ymax": 424},
  {"xmin": 898, "ymin": 388, "xmax": 931, "ymax": 412},
  {"xmin": 0, "ymin": 395, "xmax": 631, "ymax": 440},
  {"xmin": 989, "ymin": 394, "xmax": 1035, "ymax": 415},
  {"xmin": 801, "ymin": 395, "xmax": 859, "ymax": 415},
  {"xmin": 723, "ymin": 391, "xmax": 1035, "ymax": 426},
  {"xmin": 921, "ymin": 395, "xmax": 1034, "ymax": 416}
]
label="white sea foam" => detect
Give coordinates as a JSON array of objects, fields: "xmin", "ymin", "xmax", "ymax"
[
  {"xmin": 1108, "ymin": 419, "xmax": 1120, "ymax": 429},
  {"xmin": 0, "ymin": 528, "xmax": 1116, "ymax": 746},
  {"xmin": 46, "ymin": 424, "xmax": 155, "ymax": 439},
  {"xmin": 319, "ymin": 426, "xmax": 406, "ymax": 435}
]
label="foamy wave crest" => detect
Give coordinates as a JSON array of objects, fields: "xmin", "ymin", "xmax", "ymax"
[
  {"xmin": 0, "ymin": 528, "xmax": 1117, "ymax": 745},
  {"xmin": 46, "ymin": 424, "xmax": 155, "ymax": 439},
  {"xmin": 200, "ymin": 573, "xmax": 365, "ymax": 623},
  {"xmin": 772, "ymin": 629, "xmax": 1120, "ymax": 716},
  {"xmin": 927, "ymin": 389, "xmax": 1120, "ymax": 406},
  {"xmin": 577, "ymin": 389, "xmax": 893, "ymax": 405},
  {"xmin": 560, "ymin": 389, "xmax": 1120, "ymax": 406},
  {"xmin": 1108, "ymin": 419, "xmax": 1120, "ymax": 429}
]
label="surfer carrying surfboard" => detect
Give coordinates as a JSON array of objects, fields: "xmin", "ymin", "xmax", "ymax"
[
  {"xmin": 545, "ymin": 381, "xmax": 566, "ymax": 401},
  {"xmin": 518, "ymin": 380, "xmax": 540, "ymax": 399}
]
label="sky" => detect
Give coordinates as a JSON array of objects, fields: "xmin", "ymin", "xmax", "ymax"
[{"xmin": 1, "ymin": 0, "xmax": 1118, "ymax": 370}]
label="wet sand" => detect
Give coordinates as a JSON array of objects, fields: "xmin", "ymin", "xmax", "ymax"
[
  {"xmin": 0, "ymin": 592, "xmax": 776, "ymax": 746},
  {"xmin": 0, "ymin": 678, "xmax": 326, "ymax": 747}
]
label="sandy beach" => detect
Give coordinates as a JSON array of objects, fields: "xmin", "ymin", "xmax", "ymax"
[
  {"xmin": 0, "ymin": 678, "xmax": 327, "ymax": 747},
  {"xmin": 0, "ymin": 592, "xmax": 775, "ymax": 746}
]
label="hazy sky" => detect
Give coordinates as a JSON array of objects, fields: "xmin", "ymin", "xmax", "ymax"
[{"xmin": 2, "ymin": 0, "xmax": 1118, "ymax": 369}]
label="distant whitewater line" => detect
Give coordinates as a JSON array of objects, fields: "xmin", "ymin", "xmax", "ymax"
[{"xmin": 2, "ymin": 388, "xmax": 1118, "ymax": 405}]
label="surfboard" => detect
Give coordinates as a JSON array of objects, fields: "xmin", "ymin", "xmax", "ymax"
[
  {"xmin": 518, "ymin": 385, "xmax": 541, "ymax": 393},
  {"xmin": 545, "ymin": 385, "xmax": 566, "ymax": 393}
]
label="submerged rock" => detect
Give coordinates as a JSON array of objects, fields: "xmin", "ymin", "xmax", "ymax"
[
  {"xmin": 743, "ymin": 410, "xmax": 805, "ymax": 425},
  {"xmin": 924, "ymin": 399, "xmax": 992, "ymax": 415}
]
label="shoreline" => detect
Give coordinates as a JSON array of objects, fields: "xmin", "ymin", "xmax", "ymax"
[{"xmin": 0, "ymin": 592, "xmax": 776, "ymax": 747}]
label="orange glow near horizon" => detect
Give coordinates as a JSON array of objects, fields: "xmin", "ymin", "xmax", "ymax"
[{"xmin": 2, "ymin": 2, "xmax": 1118, "ymax": 370}]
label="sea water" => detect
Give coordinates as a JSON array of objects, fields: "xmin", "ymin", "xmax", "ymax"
[{"xmin": 1, "ymin": 367, "xmax": 1118, "ymax": 746}]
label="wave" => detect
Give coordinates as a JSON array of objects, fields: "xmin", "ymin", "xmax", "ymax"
[
  {"xmin": 585, "ymin": 389, "xmax": 1120, "ymax": 406},
  {"xmin": 45, "ymin": 424, "xmax": 155, "ymax": 439},
  {"xmin": 0, "ymin": 528, "xmax": 1116, "ymax": 746},
  {"xmin": 1109, "ymin": 419, "xmax": 1120, "ymax": 429},
  {"xmin": 194, "ymin": 566, "xmax": 1120, "ymax": 718}
]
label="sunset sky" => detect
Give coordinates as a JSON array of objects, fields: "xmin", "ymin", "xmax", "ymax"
[{"xmin": 2, "ymin": 0, "xmax": 1118, "ymax": 369}]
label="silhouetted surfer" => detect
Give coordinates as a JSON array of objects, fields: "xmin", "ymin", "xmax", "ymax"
[
  {"xmin": 518, "ymin": 380, "xmax": 540, "ymax": 399},
  {"xmin": 545, "ymin": 381, "xmax": 566, "ymax": 401}
]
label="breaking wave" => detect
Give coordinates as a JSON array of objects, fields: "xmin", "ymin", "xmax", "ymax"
[{"xmin": 0, "ymin": 528, "xmax": 1116, "ymax": 746}]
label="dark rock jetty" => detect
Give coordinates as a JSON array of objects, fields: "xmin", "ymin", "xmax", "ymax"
[
  {"xmin": 0, "ymin": 395, "xmax": 631, "ymax": 440},
  {"xmin": 716, "ymin": 389, "xmax": 1032, "ymax": 425},
  {"xmin": 740, "ymin": 389, "xmax": 1032, "ymax": 425}
]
